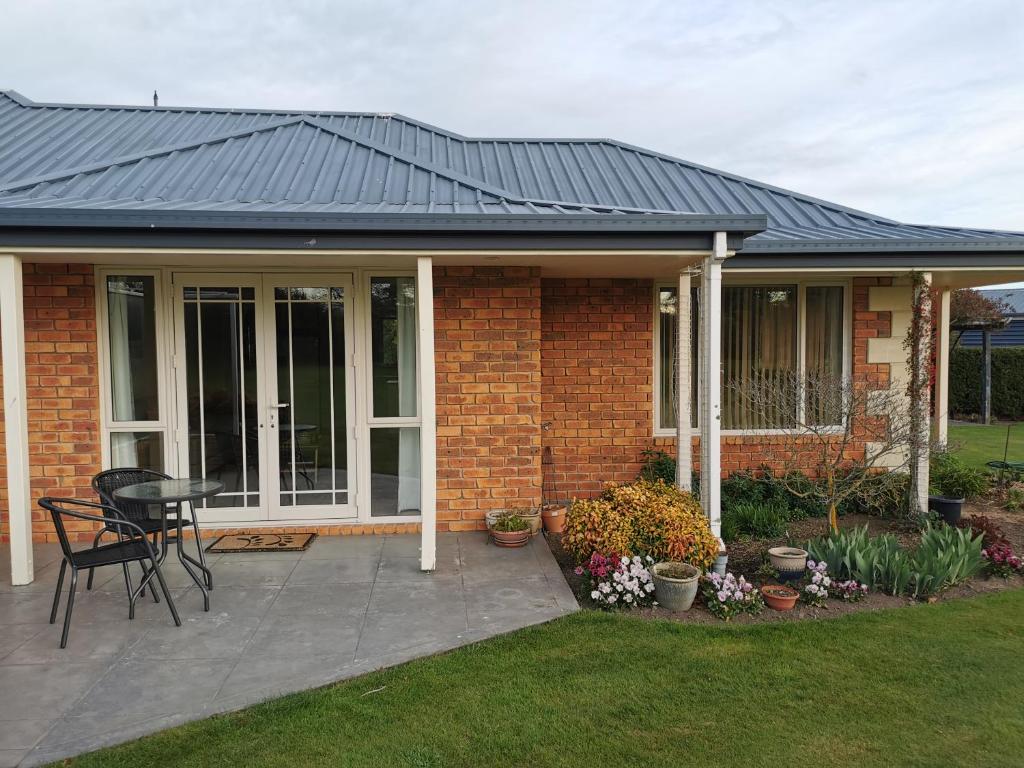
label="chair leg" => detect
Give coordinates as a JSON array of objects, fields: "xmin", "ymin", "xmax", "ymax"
[
  {"xmin": 86, "ymin": 528, "xmax": 105, "ymax": 590},
  {"xmin": 190, "ymin": 509, "xmax": 211, "ymax": 590},
  {"xmin": 49, "ymin": 559, "xmax": 67, "ymax": 624},
  {"xmin": 149, "ymin": 557, "xmax": 181, "ymax": 627},
  {"xmin": 60, "ymin": 567, "xmax": 78, "ymax": 649}
]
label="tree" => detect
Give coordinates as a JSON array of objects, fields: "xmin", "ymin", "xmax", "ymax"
[
  {"xmin": 725, "ymin": 370, "xmax": 915, "ymax": 533},
  {"xmin": 950, "ymin": 288, "xmax": 1010, "ymax": 328}
]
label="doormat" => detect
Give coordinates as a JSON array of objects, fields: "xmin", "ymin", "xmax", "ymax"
[{"xmin": 206, "ymin": 533, "xmax": 317, "ymax": 553}]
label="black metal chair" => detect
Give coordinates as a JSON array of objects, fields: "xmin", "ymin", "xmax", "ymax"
[
  {"xmin": 38, "ymin": 497, "xmax": 181, "ymax": 648},
  {"xmin": 90, "ymin": 468, "xmax": 210, "ymax": 590}
]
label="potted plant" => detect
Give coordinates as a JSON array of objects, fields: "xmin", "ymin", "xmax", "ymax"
[
  {"xmin": 486, "ymin": 507, "xmax": 542, "ymax": 535},
  {"xmin": 928, "ymin": 453, "xmax": 988, "ymax": 525},
  {"xmin": 767, "ymin": 546, "xmax": 808, "ymax": 582},
  {"xmin": 541, "ymin": 502, "xmax": 567, "ymax": 534},
  {"xmin": 761, "ymin": 584, "xmax": 800, "ymax": 611},
  {"xmin": 651, "ymin": 562, "xmax": 700, "ymax": 612},
  {"xmin": 490, "ymin": 513, "xmax": 531, "ymax": 548}
]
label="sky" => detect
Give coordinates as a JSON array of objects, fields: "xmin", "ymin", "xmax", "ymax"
[{"xmin": 3, "ymin": 0, "xmax": 1023, "ymax": 241}]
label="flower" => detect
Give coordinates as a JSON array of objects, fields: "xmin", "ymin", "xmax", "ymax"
[{"xmin": 590, "ymin": 590, "xmax": 600, "ymax": 600}]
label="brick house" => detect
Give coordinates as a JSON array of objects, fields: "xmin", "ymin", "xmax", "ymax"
[{"xmin": 2, "ymin": 89, "xmax": 1024, "ymax": 584}]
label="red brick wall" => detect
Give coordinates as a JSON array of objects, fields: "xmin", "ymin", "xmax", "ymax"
[
  {"xmin": 539, "ymin": 276, "xmax": 893, "ymax": 502},
  {"xmin": 541, "ymin": 278, "xmax": 654, "ymax": 500},
  {"xmin": 0, "ymin": 264, "xmax": 102, "ymax": 543},
  {"xmin": 433, "ymin": 266, "xmax": 543, "ymax": 531}
]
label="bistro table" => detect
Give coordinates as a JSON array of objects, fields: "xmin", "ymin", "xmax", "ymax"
[{"xmin": 113, "ymin": 478, "xmax": 223, "ymax": 611}]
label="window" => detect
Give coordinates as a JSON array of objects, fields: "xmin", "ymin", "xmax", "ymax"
[
  {"xmin": 656, "ymin": 282, "xmax": 847, "ymax": 433},
  {"xmin": 656, "ymin": 286, "xmax": 698, "ymax": 431},
  {"xmin": 100, "ymin": 272, "xmax": 168, "ymax": 471},
  {"xmin": 367, "ymin": 276, "xmax": 420, "ymax": 516}
]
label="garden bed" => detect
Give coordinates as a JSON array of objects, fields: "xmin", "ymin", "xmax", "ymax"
[{"xmin": 548, "ymin": 503, "xmax": 1024, "ymax": 624}]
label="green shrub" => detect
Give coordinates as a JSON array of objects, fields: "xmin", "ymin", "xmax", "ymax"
[
  {"xmin": 721, "ymin": 500, "xmax": 789, "ymax": 543},
  {"xmin": 564, "ymin": 480, "xmax": 718, "ymax": 570},
  {"xmin": 930, "ymin": 452, "xmax": 989, "ymax": 499},
  {"xmin": 806, "ymin": 523, "xmax": 984, "ymax": 599},
  {"xmin": 949, "ymin": 347, "xmax": 1024, "ymax": 421},
  {"xmin": 638, "ymin": 449, "xmax": 676, "ymax": 484},
  {"xmin": 720, "ymin": 469, "xmax": 826, "ymax": 522},
  {"xmin": 842, "ymin": 471, "xmax": 910, "ymax": 517}
]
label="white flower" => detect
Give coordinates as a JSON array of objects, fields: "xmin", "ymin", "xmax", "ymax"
[
  {"xmin": 623, "ymin": 593, "xmax": 633, "ymax": 603},
  {"xmin": 591, "ymin": 590, "xmax": 600, "ymax": 600},
  {"xmin": 645, "ymin": 582, "xmax": 655, "ymax": 592},
  {"xmin": 621, "ymin": 556, "xmax": 631, "ymax": 566}
]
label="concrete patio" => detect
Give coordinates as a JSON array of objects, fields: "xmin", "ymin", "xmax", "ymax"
[{"xmin": 0, "ymin": 532, "xmax": 577, "ymax": 767}]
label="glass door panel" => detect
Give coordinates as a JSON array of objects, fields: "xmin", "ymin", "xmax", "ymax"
[
  {"xmin": 174, "ymin": 277, "xmax": 265, "ymax": 522},
  {"xmin": 266, "ymin": 278, "xmax": 356, "ymax": 519}
]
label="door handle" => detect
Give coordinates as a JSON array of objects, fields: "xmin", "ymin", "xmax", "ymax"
[{"xmin": 272, "ymin": 403, "xmax": 291, "ymax": 409}]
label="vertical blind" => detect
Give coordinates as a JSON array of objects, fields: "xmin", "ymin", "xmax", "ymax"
[{"xmin": 659, "ymin": 284, "xmax": 845, "ymax": 431}]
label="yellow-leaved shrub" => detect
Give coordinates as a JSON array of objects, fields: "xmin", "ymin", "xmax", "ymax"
[{"xmin": 563, "ymin": 480, "xmax": 718, "ymax": 570}]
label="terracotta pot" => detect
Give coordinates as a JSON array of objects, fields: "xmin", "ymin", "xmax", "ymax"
[
  {"xmin": 762, "ymin": 584, "xmax": 800, "ymax": 611},
  {"xmin": 768, "ymin": 546, "xmax": 808, "ymax": 583},
  {"xmin": 491, "ymin": 529, "xmax": 530, "ymax": 548},
  {"xmin": 541, "ymin": 504, "xmax": 567, "ymax": 533},
  {"xmin": 652, "ymin": 562, "xmax": 700, "ymax": 612}
]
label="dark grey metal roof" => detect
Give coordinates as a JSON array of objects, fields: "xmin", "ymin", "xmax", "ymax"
[
  {"xmin": 2, "ymin": 89, "xmax": 1023, "ymax": 252},
  {"xmin": 980, "ymin": 288, "xmax": 1024, "ymax": 315}
]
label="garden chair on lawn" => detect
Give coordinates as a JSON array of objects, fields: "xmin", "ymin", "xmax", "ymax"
[
  {"xmin": 91, "ymin": 467, "xmax": 211, "ymax": 591},
  {"xmin": 37, "ymin": 497, "xmax": 181, "ymax": 648}
]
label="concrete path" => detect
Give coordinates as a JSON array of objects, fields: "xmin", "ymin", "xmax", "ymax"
[{"xmin": 0, "ymin": 532, "xmax": 577, "ymax": 766}]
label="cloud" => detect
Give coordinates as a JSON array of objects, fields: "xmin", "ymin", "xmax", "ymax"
[{"xmin": 3, "ymin": 0, "xmax": 1023, "ymax": 229}]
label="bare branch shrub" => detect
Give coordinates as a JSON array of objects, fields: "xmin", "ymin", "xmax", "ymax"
[{"xmin": 725, "ymin": 370, "xmax": 914, "ymax": 532}]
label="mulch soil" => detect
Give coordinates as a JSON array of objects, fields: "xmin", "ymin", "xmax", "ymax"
[{"xmin": 547, "ymin": 500, "xmax": 1024, "ymax": 625}]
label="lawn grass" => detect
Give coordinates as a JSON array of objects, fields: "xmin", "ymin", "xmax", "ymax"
[
  {"xmin": 948, "ymin": 422, "xmax": 1024, "ymax": 470},
  {"xmin": 64, "ymin": 590, "xmax": 1024, "ymax": 768}
]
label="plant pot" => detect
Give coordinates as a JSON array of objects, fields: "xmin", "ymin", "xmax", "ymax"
[
  {"xmin": 768, "ymin": 546, "xmax": 808, "ymax": 583},
  {"xmin": 928, "ymin": 495, "xmax": 964, "ymax": 525},
  {"xmin": 541, "ymin": 504, "xmax": 567, "ymax": 534},
  {"xmin": 652, "ymin": 562, "xmax": 700, "ymax": 612},
  {"xmin": 713, "ymin": 551, "xmax": 728, "ymax": 577},
  {"xmin": 490, "ymin": 529, "xmax": 530, "ymax": 548},
  {"xmin": 486, "ymin": 509, "xmax": 542, "ymax": 536},
  {"xmin": 761, "ymin": 584, "xmax": 800, "ymax": 611}
]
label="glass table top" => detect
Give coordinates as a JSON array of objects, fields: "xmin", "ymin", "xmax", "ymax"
[{"xmin": 112, "ymin": 478, "xmax": 225, "ymax": 504}]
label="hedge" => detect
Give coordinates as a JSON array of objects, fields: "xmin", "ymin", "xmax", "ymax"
[{"xmin": 949, "ymin": 347, "xmax": 1024, "ymax": 421}]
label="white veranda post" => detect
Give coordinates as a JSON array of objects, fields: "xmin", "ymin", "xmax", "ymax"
[
  {"xmin": 416, "ymin": 256, "xmax": 437, "ymax": 571},
  {"xmin": 675, "ymin": 270, "xmax": 692, "ymax": 491},
  {"xmin": 1, "ymin": 254, "xmax": 33, "ymax": 585},
  {"xmin": 933, "ymin": 287, "xmax": 951, "ymax": 446},
  {"xmin": 699, "ymin": 233, "xmax": 728, "ymax": 540}
]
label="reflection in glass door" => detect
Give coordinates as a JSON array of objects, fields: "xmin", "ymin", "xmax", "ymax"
[
  {"xmin": 175, "ymin": 279, "xmax": 264, "ymax": 522},
  {"xmin": 266, "ymin": 278, "xmax": 356, "ymax": 520}
]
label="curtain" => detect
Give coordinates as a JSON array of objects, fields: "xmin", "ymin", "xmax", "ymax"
[
  {"xmin": 805, "ymin": 286, "xmax": 844, "ymax": 425},
  {"xmin": 722, "ymin": 286, "xmax": 798, "ymax": 429},
  {"xmin": 108, "ymin": 280, "xmax": 136, "ymax": 421},
  {"xmin": 396, "ymin": 279, "xmax": 421, "ymax": 513},
  {"xmin": 658, "ymin": 287, "xmax": 700, "ymax": 430}
]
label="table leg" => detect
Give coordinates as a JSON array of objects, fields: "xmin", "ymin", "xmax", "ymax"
[{"xmin": 175, "ymin": 501, "xmax": 212, "ymax": 611}]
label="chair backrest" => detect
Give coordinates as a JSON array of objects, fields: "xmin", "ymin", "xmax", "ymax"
[
  {"xmin": 38, "ymin": 497, "xmax": 122, "ymax": 561},
  {"xmin": 91, "ymin": 468, "xmax": 171, "ymax": 524}
]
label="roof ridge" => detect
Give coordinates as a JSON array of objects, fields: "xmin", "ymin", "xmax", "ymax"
[{"xmin": 0, "ymin": 89, "xmax": 469, "ymax": 139}]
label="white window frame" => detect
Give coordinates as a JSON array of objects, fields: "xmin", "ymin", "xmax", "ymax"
[
  {"xmin": 95, "ymin": 267, "xmax": 174, "ymax": 471},
  {"xmin": 653, "ymin": 278, "xmax": 851, "ymax": 437},
  {"xmin": 359, "ymin": 270, "xmax": 423, "ymax": 521}
]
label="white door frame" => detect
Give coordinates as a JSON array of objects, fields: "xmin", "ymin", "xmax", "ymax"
[
  {"xmin": 262, "ymin": 274, "xmax": 358, "ymax": 521},
  {"xmin": 171, "ymin": 273, "xmax": 269, "ymax": 524}
]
